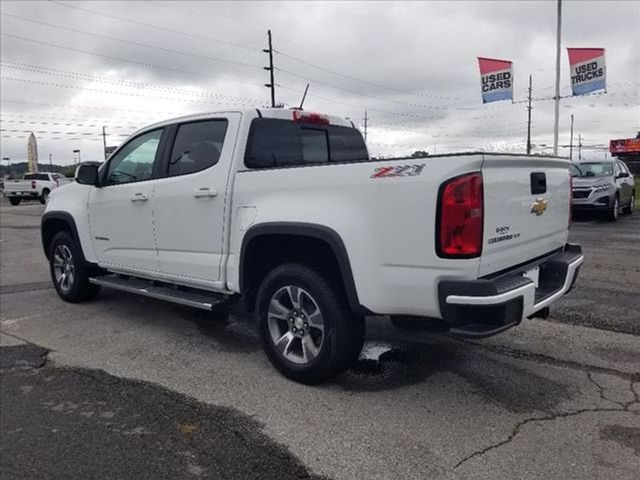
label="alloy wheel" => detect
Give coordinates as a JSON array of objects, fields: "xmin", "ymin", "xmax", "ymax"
[
  {"xmin": 267, "ymin": 285, "xmax": 325, "ymax": 365},
  {"xmin": 53, "ymin": 244, "xmax": 75, "ymax": 293}
]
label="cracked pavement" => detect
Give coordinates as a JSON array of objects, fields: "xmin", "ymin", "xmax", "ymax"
[{"xmin": 2, "ymin": 201, "xmax": 640, "ymax": 479}]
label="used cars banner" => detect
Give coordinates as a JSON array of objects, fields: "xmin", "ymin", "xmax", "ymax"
[{"xmin": 478, "ymin": 57, "xmax": 513, "ymax": 104}]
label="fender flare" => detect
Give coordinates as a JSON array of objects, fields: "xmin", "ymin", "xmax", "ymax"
[
  {"xmin": 41, "ymin": 211, "xmax": 92, "ymax": 265},
  {"xmin": 239, "ymin": 222, "xmax": 368, "ymax": 314}
]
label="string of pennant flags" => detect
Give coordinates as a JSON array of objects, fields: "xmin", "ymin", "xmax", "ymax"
[{"xmin": 478, "ymin": 48, "xmax": 606, "ymax": 104}]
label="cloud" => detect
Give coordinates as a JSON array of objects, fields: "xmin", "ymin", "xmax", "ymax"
[{"xmin": 1, "ymin": 0, "xmax": 638, "ymax": 163}]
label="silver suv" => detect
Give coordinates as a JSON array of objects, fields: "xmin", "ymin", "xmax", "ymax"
[{"xmin": 570, "ymin": 160, "xmax": 635, "ymax": 221}]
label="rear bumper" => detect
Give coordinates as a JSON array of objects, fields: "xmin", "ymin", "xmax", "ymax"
[
  {"xmin": 438, "ymin": 243, "xmax": 583, "ymax": 338},
  {"xmin": 4, "ymin": 191, "xmax": 39, "ymax": 198}
]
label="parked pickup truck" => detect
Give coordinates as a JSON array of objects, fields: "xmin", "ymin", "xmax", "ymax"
[
  {"xmin": 4, "ymin": 172, "xmax": 69, "ymax": 205},
  {"xmin": 41, "ymin": 108, "xmax": 584, "ymax": 383}
]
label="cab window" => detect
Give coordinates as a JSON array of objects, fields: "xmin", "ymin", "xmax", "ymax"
[
  {"xmin": 168, "ymin": 120, "xmax": 228, "ymax": 176},
  {"xmin": 105, "ymin": 129, "xmax": 163, "ymax": 185}
]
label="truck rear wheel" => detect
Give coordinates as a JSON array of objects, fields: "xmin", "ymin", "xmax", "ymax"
[
  {"xmin": 49, "ymin": 231, "xmax": 100, "ymax": 303},
  {"xmin": 8, "ymin": 197, "xmax": 21, "ymax": 206},
  {"xmin": 40, "ymin": 189, "xmax": 50, "ymax": 204},
  {"xmin": 256, "ymin": 263, "xmax": 364, "ymax": 384}
]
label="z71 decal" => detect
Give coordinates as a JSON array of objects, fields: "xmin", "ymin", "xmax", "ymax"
[{"xmin": 371, "ymin": 164, "xmax": 425, "ymax": 179}]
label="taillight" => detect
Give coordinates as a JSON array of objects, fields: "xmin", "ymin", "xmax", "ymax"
[
  {"xmin": 31, "ymin": 180, "xmax": 36, "ymax": 189},
  {"xmin": 292, "ymin": 110, "xmax": 330, "ymax": 125},
  {"xmin": 437, "ymin": 172, "xmax": 483, "ymax": 258}
]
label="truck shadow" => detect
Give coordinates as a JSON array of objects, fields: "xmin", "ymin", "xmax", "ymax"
[
  {"xmin": 337, "ymin": 336, "xmax": 574, "ymax": 415},
  {"xmin": 104, "ymin": 293, "xmax": 575, "ymax": 413}
]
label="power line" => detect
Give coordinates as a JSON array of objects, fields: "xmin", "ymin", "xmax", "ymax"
[
  {"xmin": 49, "ymin": 1, "xmax": 258, "ymax": 51},
  {"xmin": 1, "ymin": 61, "xmax": 265, "ymax": 105},
  {"xmin": 1, "ymin": 98, "xmax": 176, "ymax": 116},
  {"xmin": 274, "ymin": 49, "xmax": 459, "ymax": 103},
  {"xmin": 0, "ymin": 76, "xmax": 259, "ymax": 107},
  {"xmin": 1, "ymin": 118, "xmax": 140, "ymax": 130},
  {"xmin": 276, "ymin": 67, "xmax": 453, "ymax": 111},
  {"xmin": 1, "ymin": 33, "xmax": 266, "ymax": 89},
  {"xmin": 1, "ymin": 12, "xmax": 264, "ymax": 70},
  {"xmin": 1, "ymin": 128, "xmax": 130, "ymax": 137}
]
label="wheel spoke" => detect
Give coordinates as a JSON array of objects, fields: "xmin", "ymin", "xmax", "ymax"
[
  {"xmin": 274, "ymin": 331, "xmax": 295, "ymax": 356},
  {"xmin": 286, "ymin": 286, "xmax": 303, "ymax": 310},
  {"xmin": 53, "ymin": 254, "xmax": 64, "ymax": 267},
  {"xmin": 268, "ymin": 299, "xmax": 291, "ymax": 321},
  {"xmin": 306, "ymin": 309, "xmax": 324, "ymax": 332},
  {"xmin": 58, "ymin": 272, "xmax": 67, "ymax": 288},
  {"xmin": 301, "ymin": 335, "xmax": 320, "ymax": 362}
]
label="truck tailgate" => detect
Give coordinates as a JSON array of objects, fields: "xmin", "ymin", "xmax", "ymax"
[
  {"xmin": 4, "ymin": 181, "xmax": 32, "ymax": 192},
  {"xmin": 479, "ymin": 155, "xmax": 570, "ymax": 277}
]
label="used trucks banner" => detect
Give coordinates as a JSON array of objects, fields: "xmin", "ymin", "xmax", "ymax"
[
  {"xmin": 478, "ymin": 57, "xmax": 513, "ymax": 103},
  {"xmin": 568, "ymin": 48, "xmax": 606, "ymax": 96}
]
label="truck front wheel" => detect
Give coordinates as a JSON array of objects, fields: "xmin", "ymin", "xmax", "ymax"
[
  {"xmin": 49, "ymin": 231, "xmax": 100, "ymax": 303},
  {"xmin": 8, "ymin": 197, "xmax": 21, "ymax": 206},
  {"xmin": 256, "ymin": 263, "xmax": 364, "ymax": 384}
]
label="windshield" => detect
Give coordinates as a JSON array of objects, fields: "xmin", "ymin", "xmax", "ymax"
[{"xmin": 570, "ymin": 162, "xmax": 613, "ymax": 178}]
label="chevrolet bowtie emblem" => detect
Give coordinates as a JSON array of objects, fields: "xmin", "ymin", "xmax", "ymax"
[{"xmin": 530, "ymin": 198, "xmax": 548, "ymax": 216}]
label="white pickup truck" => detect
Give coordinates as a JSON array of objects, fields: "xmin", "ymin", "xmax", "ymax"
[
  {"xmin": 42, "ymin": 108, "xmax": 584, "ymax": 383},
  {"xmin": 4, "ymin": 172, "xmax": 69, "ymax": 205}
]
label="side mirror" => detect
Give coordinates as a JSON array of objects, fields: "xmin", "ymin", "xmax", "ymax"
[
  {"xmin": 75, "ymin": 163, "xmax": 100, "ymax": 186},
  {"xmin": 616, "ymin": 172, "xmax": 629, "ymax": 179}
]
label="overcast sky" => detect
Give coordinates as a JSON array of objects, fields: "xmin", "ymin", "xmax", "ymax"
[{"xmin": 1, "ymin": 0, "xmax": 638, "ymax": 165}]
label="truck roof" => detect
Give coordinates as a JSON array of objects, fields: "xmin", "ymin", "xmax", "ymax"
[{"xmin": 139, "ymin": 108, "xmax": 355, "ymax": 135}]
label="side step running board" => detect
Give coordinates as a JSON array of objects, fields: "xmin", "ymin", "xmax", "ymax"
[{"xmin": 89, "ymin": 275, "xmax": 228, "ymax": 310}]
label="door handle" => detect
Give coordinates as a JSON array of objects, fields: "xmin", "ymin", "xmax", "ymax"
[
  {"xmin": 130, "ymin": 192, "xmax": 148, "ymax": 202},
  {"xmin": 193, "ymin": 187, "xmax": 218, "ymax": 198}
]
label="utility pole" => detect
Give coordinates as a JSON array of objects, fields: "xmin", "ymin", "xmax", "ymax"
[
  {"xmin": 552, "ymin": 0, "xmax": 562, "ymax": 156},
  {"xmin": 526, "ymin": 74, "xmax": 533, "ymax": 155},
  {"xmin": 102, "ymin": 126, "xmax": 108, "ymax": 161},
  {"xmin": 578, "ymin": 134, "xmax": 582, "ymax": 161},
  {"xmin": 49, "ymin": 153, "xmax": 53, "ymax": 173},
  {"xmin": 569, "ymin": 114, "xmax": 574, "ymax": 161},
  {"xmin": 363, "ymin": 110, "xmax": 368, "ymax": 141},
  {"xmin": 263, "ymin": 30, "xmax": 276, "ymax": 108}
]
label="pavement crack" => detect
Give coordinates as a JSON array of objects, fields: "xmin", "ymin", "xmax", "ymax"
[
  {"xmin": 453, "ymin": 407, "xmax": 623, "ymax": 470},
  {"xmin": 452, "ymin": 337, "xmax": 639, "ymax": 381},
  {"xmin": 587, "ymin": 372, "xmax": 627, "ymax": 409},
  {"xmin": 632, "ymin": 381, "xmax": 640, "ymax": 405}
]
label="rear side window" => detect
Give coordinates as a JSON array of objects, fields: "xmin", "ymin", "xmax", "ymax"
[
  {"xmin": 24, "ymin": 173, "xmax": 48, "ymax": 181},
  {"xmin": 245, "ymin": 118, "xmax": 368, "ymax": 169},
  {"xmin": 169, "ymin": 120, "xmax": 228, "ymax": 176},
  {"xmin": 329, "ymin": 127, "xmax": 369, "ymax": 163}
]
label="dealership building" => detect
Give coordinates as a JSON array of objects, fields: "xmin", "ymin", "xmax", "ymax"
[{"xmin": 610, "ymin": 134, "xmax": 640, "ymax": 174}]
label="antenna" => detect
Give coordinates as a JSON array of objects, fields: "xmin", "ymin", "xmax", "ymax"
[{"xmin": 299, "ymin": 83, "xmax": 310, "ymax": 110}]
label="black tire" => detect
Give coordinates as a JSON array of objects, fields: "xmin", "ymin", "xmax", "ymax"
[
  {"xmin": 40, "ymin": 189, "xmax": 50, "ymax": 204},
  {"xmin": 8, "ymin": 197, "xmax": 21, "ymax": 206},
  {"xmin": 256, "ymin": 263, "xmax": 365, "ymax": 384},
  {"xmin": 607, "ymin": 195, "xmax": 619, "ymax": 221},
  {"xmin": 49, "ymin": 231, "xmax": 100, "ymax": 303},
  {"xmin": 622, "ymin": 191, "xmax": 635, "ymax": 215}
]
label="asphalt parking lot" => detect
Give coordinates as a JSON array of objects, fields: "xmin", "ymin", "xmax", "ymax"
[{"xmin": 1, "ymin": 199, "xmax": 639, "ymax": 480}]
